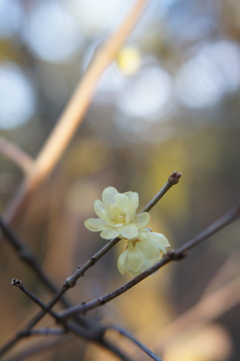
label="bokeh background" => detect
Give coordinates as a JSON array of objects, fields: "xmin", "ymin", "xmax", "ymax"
[{"xmin": 0, "ymin": 0, "xmax": 240, "ymax": 360}]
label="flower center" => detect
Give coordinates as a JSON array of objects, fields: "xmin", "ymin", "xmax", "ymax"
[
  {"xmin": 132, "ymin": 238, "xmax": 140, "ymax": 247},
  {"xmin": 116, "ymin": 214, "xmax": 125, "ymax": 224}
]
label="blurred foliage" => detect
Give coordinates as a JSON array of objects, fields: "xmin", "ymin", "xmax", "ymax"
[{"xmin": 0, "ymin": 0, "xmax": 240, "ymax": 360}]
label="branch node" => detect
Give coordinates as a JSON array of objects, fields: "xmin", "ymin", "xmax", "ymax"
[
  {"xmin": 63, "ymin": 277, "xmax": 76, "ymax": 289},
  {"xmin": 168, "ymin": 171, "xmax": 182, "ymax": 185},
  {"xmin": 90, "ymin": 256, "xmax": 97, "ymax": 264},
  {"xmin": 99, "ymin": 297, "xmax": 105, "ymax": 305},
  {"xmin": 165, "ymin": 250, "xmax": 188, "ymax": 261}
]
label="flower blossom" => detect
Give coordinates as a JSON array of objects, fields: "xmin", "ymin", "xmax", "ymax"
[
  {"xmin": 117, "ymin": 229, "xmax": 170, "ymax": 277},
  {"xmin": 84, "ymin": 186, "xmax": 150, "ymax": 240}
]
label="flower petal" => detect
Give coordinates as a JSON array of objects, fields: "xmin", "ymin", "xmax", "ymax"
[
  {"xmin": 120, "ymin": 224, "xmax": 139, "ymax": 239},
  {"xmin": 117, "ymin": 250, "xmax": 128, "ymax": 275},
  {"xmin": 114, "ymin": 193, "xmax": 131, "ymax": 210},
  {"xmin": 100, "ymin": 227, "xmax": 120, "ymax": 240},
  {"xmin": 93, "ymin": 199, "xmax": 104, "ymax": 218},
  {"xmin": 147, "ymin": 232, "xmax": 170, "ymax": 253},
  {"xmin": 124, "ymin": 244, "xmax": 144, "ymax": 273},
  {"xmin": 102, "ymin": 186, "xmax": 118, "ymax": 207},
  {"xmin": 138, "ymin": 239, "xmax": 160, "ymax": 262},
  {"xmin": 127, "ymin": 191, "xmax": 139, "ymax": 212},
  {"xmin": 84, "ymin": 218, "xmax": 106, "ymax": 232},
  {"xmin": 134, "ymin": 212, "xmax": 150, "ymax": 228}
]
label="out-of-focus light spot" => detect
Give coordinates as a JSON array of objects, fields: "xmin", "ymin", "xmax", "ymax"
[
  {"xmin": 117, "ymin": 65, "xmax": 172, "ymax": 119},
  {"xmin": 65, "ymin": 0, "xmax": 134, "ymax": 35},
  {"xmin": 94, "ymin": 64, "xmax": 126, "ymax": 102},
  {"xmin": 37, "ymin": 64, "xmax": 69, "ymax": 104},
  {"xmin": 115, "ymin": 45, "xmax": 142, "ymax": 76},
  {"xmin": 176, "ymin": 40, "xmax": 240, "ymax": 108},
  {"xmin": 0, "ymin": 0, "xmax": 23, "ymax": 38},
  {"xmin": 83, "ymin": 40, "xmax": 126, "ymax": 103},
  {"xmin": 115, "ymin": 112, "xmax": 174, "ymax": 144},
  {"xmin": 0, "ymin": 62, "xmax": 36, "ymax": 130},
  {"xmin": 24, "ymin": 1, "xmax": 82, "ymax": 63}
]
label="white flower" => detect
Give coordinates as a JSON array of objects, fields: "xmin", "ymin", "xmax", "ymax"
[
  {"xmin": 117, "ymin": 229, "xmax": 170, "ymax": 276},
  {"xmin": 84, "ymin": 186, "xmax": 150, "ymax": 240}
]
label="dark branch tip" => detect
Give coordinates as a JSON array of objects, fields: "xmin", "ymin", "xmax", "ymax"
[
  {"xmin": 168, "ymin": 171, "xmax": 182, "ymax": 185},
  {"xmin": 11, "ymin": 278, "xmax": 22, "ymax": 286}
]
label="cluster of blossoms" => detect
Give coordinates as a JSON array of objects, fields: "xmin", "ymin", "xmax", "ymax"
[{"xmin": 85, "ymin": 186, "xmax": 170, "ymax": 276}]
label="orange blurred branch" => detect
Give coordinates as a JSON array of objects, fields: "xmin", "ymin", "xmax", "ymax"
[
  {"xmin": 3, "ymin": 0, "xmax": 149, "ymax": 224},
  {"xmin": 152, "ymin": 274, "xmax": 240, "ymax": 350},
  {"xmin": 0, "ymin": 135, "xmax": 34, "ymax": 174}
]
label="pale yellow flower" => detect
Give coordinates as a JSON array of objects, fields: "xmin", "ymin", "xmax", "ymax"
[
  {"xmin": 84, "ymin": 186, "xmax": 150, "ymax": 240},
  {"xmin": 117, "ymin": 229, "xmax": 170, "ymax": 277}
]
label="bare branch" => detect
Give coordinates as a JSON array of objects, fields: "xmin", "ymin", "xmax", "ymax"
[
  {"xmin": 0, "ymin": 170, "xmax": 181, "ymax": 359},
  {"xmin": 3, "ymin": 0, "xmax": 149, "ymax": 224},
  {"xmin": 59, "ymin": 202, "xmax": 240, "ymax": 319},
  {"xmin": 27, "ymin": 328, "xmax": 66, "ymax": 336},
  {"xmin": 2, "ymin": 336, "xmax": 72, "ymax": 361},
  {"xmin": 64, "ymin": 171, "xmax": 182, "ymax": 288},
  {"xmin": 100, "ymin": 338, "xmax": 135, "ymax": 361},
  {"xmin": 141, "ymin": 171, "xmax": 182, "ymax": 212},
  {"xmin": 0, "ymin": 215, "xmax": 94, "ymax": 329},
  {"xmin": 0, "ymin": 135, "xmax": 35, "ymax": 174},
  {"xmin": 0, "ymin": 217, "xmax": 64, "ymax": 300},
  {"xmin": 11, "ymin": 278, "xmax": 61, "ymax": 321},
  {"xmin": 108, "ymin": 325, "xmax": 162, "ymax": 361},
  {"xmin": 9, "ymin": 278, "xmax": 133, "ymax": 361}
]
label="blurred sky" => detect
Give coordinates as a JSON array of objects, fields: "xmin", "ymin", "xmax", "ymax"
[{"xmin": 0, "ymin": 0, "xmax": 240, "ymax": 138}]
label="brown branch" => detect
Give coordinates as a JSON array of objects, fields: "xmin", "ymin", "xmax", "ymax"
[
  {"xmin": 63, "ymin": 171, "xmax": 181, "ymax": 289},
  {"xmin": 59, "ymin": 202, "xmax": 240, "ymax": 319},
  {"xmin": 108, "ymin": 325, "xmax": 162, "ymax": 361},
  {"xmin": 0, "ymin": 135, "xmax": 35, "ymax": 174},
  {"xmin": 0, "ymin": 217, "xmax": 65, "ymax": 302},
  {"xmin": 24, "ymin": 328, "xmax": 66, "ymax": 336},
  {"xmin": 10, "ymin": 279, "xmax": 134, "ymax": 361},
  {"xmin": 0, "ymin": 170, "xmax": 179, "ymax": 358},
  {"xmin": 11, "ymin": 278, "xmax": 105, "ymax": 341},
  {"xmin": 2, "ymin": 336, "xmax": 72, "ymax": 361},
  {"xmin": 0, "ymin": 215, "xmax": 91, "ymax": 331},
  {"xmin": 141, "ymin": 171, "xmax": 182, "ymax": 212},
  {"xmin": 3, "ymin": 0, "xmax": 149, "ymax": 224}
]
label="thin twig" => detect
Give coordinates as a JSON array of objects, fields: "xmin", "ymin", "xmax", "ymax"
[
  {"xmin": 99, "ymin": 338, "xmax": 135, "ymax": 361},
  {"xmin": 27, "ymin": 328, "xmax": 66, "ymax": 336},
  {"xmin": 11, "ymin": 278, "xmax": 104, "ymax": 341},
  {"xmin": 3, "ymin": 336, "xmax": 72, "ymax": 361},
  {"xmin": 108, "ymin": 325, "xmax": 162, "ymax": 361},
  {"xmin": 141, "ymin": 171, "xmax": 182, "ymax": 212},
  {"xmin": 0, "ymin": 135, "xmax": 35, "ymax": 174},
  {"xmin": 0, "ymin": 217, "xmax": 65, "ymax": 303},
  {"xmin": 59, "ymin": 202, "xmax": 240, "ymax": 319},
  {"xmin": 11, "ymin": 278, "xmax": 61, "ymax": 320},
  {"xmin": 0, "ymin": 171, "xmax": 180, "ymax": 357},
  {"xmin": 10, "ymin": 279, "xmax": 133, "ymax": 361},
  {"xmin": 0, "ymin": 215, "xmax": 91, "ymax": 330},
  {"xmin": 0, "ymin": 287, "xmax": 93, "ymax": 357},
  {"xmin": 64, "ymin": 172, "xmax": 181, "ymax": 288},
  {"xmin": 3, "ymin": 0, "xmax": 149, "ymax": 224}
]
